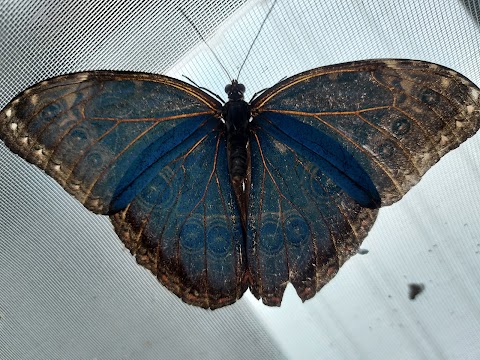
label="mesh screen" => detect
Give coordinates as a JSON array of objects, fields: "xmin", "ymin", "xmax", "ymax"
[{"xmin": 1, "ymin": 0, "xmax": 480, "ymax": 359}]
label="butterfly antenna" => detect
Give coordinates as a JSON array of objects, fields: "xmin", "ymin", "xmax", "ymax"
[
  {"xmin": 178, "ymin": 7, "xmax": 233, "ymax": 81},
  {"xmin": 236, "ymin": 0, "xmax": 278, "ymax": 80},
  {"xmin": 182, "ymin": 74, "xmax": 225, "ymax": 103}
]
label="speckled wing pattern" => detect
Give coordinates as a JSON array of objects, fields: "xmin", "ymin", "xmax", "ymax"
[{"xmin": 0, "ymin": 60, "xmax": 479, "ymax": 309}]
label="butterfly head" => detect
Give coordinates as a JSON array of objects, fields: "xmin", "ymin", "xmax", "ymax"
[{"xmin": 225, "ymin": 80, "xmax": 246, "ymax": 101}]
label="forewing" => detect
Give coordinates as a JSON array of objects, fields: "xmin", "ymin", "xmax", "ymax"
[
  {"xmin": 0, "ymin": 71, "xmax": 222, "ymax": 214},
  {"xmin": 251, "ymin": 59, "xmax": 480, "ymax": 206}
]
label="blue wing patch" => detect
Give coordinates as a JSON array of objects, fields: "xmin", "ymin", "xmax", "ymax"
[{"xmin": 256, "ymin": 112, "xmax": 381, "ymax": 208}]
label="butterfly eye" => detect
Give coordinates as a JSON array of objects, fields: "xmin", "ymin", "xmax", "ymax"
[{"xmin": 225, "ymin": 82, "xmax": 246, "ymax": 101}]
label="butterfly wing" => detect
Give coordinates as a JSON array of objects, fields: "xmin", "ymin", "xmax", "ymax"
[
  {"xmin": 110, "ymin": 130, "xmax": 247, "ymax": 309},
  {"xmin": 247, "ymin": 128, "xmax": 379, "ymax": 304},
  {"xmin": 0, "ymin": 71, "xmax": 224, "ymax": 213},
  {"xmin": 0, "ymin": 71, "xmax": 247, "ymax": 308},
  {"xmin": 248, "ymin": 59, "xmax": 480, "ymax": 305}
]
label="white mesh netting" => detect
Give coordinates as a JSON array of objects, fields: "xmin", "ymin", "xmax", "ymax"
[{"xmin": 1, "ymin": 1, "xmax": 480, "ymax": 358}]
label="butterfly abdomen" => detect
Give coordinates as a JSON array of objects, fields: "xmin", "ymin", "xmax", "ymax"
[{"xmin": 227, "ymin": 133, "xmax": 249, "ymax": 180}]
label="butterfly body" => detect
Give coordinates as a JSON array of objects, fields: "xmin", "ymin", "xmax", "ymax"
[
  {"xmin": 222, "ymin": 79, "xmax": 252, "ymax": 232},
  {"xmin": 1, "ymin": 59, "xmax": 479, "ymax": 309}
]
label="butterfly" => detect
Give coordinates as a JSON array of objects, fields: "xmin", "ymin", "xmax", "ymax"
[{"xmin": 0, "ymin": 59, "xmax": 479, "ymax": 309}]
